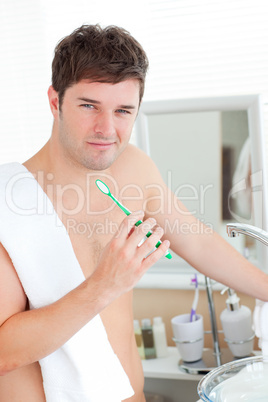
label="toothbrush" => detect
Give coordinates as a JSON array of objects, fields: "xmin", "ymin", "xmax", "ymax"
[
  {"xmin": 190, "ymin": 274, "xmax": 199, "ymax": 322},
  {"xmin": 95, "ymin": 179, "xmax": 172, "ymax": 259}
]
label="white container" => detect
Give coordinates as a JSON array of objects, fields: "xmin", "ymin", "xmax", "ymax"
[
  {"xmin": 198, "ymin": 355, "xmax": 268, "ymax": 402},
  {"xmin": 171, "ymin": 313, "xmax": 204, "ymax": 362},
  {"xmin": 152, "ymin": 317, "xmax": 168, "ymax": 358},
  {"xmin": 220, "ymin": 288, "xmax": 254, "ymax": 357}
]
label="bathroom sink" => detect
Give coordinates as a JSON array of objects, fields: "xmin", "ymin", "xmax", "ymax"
[{"xmin": 198, "ymin": 355, "xmax": 268, "ymax": 401}]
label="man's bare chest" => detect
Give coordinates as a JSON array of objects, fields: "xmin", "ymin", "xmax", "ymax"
[
  {"xmin": 44, "ymin": 174, "xmax": 145, "ymax": 278},
  {"xmin": 61, "ymin": 207, "xmax": 125, "ymax": 278}
]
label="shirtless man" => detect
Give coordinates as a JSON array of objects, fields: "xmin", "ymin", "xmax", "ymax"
[{"xmin": 0, "ymin": 24, "xmax": 268, "ymax": 401}]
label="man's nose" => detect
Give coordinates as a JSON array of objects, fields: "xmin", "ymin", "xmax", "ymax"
[{"xmin": 94, "ymin": 112, "xmax": 116, "ymax": 137}]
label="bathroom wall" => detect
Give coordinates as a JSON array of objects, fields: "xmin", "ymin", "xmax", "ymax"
[
  {"xmin": 141, "ymin": 2, "xmax": 268, "ymax": 178},
  {"xmin": 133, "ymin": 288, "xmax": 259, "ymax": 351}
]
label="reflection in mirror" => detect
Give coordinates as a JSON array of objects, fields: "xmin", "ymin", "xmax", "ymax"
[
  {"xmin": 147, "ymin": 110, "xmax": 251, "ymax": 256},
  {"xmin": 135, "ymin": 95, "xmax": 268, "ymax": 287}
]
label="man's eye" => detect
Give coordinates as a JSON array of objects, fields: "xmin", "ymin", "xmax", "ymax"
[
  {"xmin": 117, "ymin": 109, "xmax": 130, "ymax": 114},
  {"xmin": 81, "ymin": 104, "xmax": 94, "ymax": 109}
]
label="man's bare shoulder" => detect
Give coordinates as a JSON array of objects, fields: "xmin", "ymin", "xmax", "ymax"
[
  {"xmin": 121, "ymin": 143, "xmax": 150, "ymax": 161},
  {"xmin": 116, "ymin": 144, "xmax": 162, "ymax": 184}
]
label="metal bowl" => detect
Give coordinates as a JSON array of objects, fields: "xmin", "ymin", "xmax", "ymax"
[{"xmin": 198, "ymin": 355, "xmax": 268, "ymax": 401}]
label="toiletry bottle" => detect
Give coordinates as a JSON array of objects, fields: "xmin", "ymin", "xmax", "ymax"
[
  {"xmin": 152, "ymin": 316, "xmax": 168, "ymax": 358},
  {"xmin": 220, "ymin": 287, "xmax": 254, "ymax": 357},
  {"xmin": 141, "ymin": 318, "xmax": 156, "ymax": 359},
  {"xmin": 133, "ymin": 320, "xmax": 145, "ymax": 360}
]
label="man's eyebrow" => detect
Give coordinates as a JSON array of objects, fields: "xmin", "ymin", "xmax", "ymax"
[
  {"xmin": 77, "ymin": 97, "xmax": 136, "ymax": 109},
  {"xmin": 118, "ymin": 104, "xmax": 136, "ymax": 110},
  {"xmin": 78, "ymin": 97, "xmax": 101, "ymax": 104}
]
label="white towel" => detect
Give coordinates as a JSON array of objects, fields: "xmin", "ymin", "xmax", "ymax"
[
  {"xmin": 253, "ymin": 299, "xmax": 268, "ymax": 360},
  {"xmin": 232, "ymin": 137, "xmax": 252, "ymax": 220},
  {"xmin": 0, "ymin": 162, "xmax": 134, "ymax": 402}
]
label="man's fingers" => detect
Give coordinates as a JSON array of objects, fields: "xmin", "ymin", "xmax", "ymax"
[
  {"xmin": 140, "ymin": 239, "xmax": 170, "ymax": 271},
  {"xmin": 111, "ymin": 211, "xmax": 169, "ymax": 268},
  {"xmin": 135, "ymin": 224, "xmax": 164, "ymax": 253}
]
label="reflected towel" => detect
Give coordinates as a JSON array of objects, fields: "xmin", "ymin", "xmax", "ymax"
[
  {"xmin": 0, "ymin": 162, "xmax": 134, "ymax": 401},
  {"xmin": 232, "ymin": 137, "xmax": 252, "ymax": 220},
  {"xmin": 253, "ymin": 299, "xmax": 268, "ymax": 359}
]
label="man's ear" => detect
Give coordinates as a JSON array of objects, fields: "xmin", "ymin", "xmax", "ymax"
[{"xmin": 48, "ymin": 86, "xmax": 60, "ymax": 118}]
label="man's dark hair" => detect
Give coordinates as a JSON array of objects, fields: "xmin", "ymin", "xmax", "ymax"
[{"xmin": 52, "ymin": 24, "xmax": 149, "ymax": 109}]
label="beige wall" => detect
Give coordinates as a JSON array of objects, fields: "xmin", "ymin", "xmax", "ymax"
[{"xmin": 133, "ymin": 288, "xmax": 260, "ymax": 351}]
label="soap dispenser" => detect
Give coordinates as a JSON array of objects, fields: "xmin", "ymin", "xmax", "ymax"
[{"xmin": 220, "ymin": 287, "xmax": 255, "ymax": 358}]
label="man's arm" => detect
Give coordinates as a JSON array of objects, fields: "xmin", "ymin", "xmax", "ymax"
[
  {"xmin": 141, "ymin": 154, "xmax": 268, "ymax": 301},
  {"xmin": 0, "ymin": 211, "xmax": 170, "ymax": 375}
]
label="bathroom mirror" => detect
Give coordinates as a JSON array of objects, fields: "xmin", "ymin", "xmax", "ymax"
[{"xmin": 135, "ymin": 95, "xmax": 268, "ymax": 289}]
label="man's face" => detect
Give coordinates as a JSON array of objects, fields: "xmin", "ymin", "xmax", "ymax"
[{"xmin": 53, "ymin": 79, "xmax": 140, "ymax": 171}]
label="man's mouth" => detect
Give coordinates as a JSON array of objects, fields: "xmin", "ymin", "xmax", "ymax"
[{"xmin": 86, "ymin": 141, "xmax": 115, "ymax": 150}]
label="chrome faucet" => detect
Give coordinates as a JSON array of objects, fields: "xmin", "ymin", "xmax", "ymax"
[{"xmin": 226, "ymin": 223, "xmax": 268, "ymax": 246}]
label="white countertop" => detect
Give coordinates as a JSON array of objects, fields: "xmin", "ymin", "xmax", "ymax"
[
  {"xmin": 142, "ymin": 347, "xmax": 262, "ymax": 383},
  {"xmin": 142, "ymin": 347, "xmax": 202, "ymax": 381}
]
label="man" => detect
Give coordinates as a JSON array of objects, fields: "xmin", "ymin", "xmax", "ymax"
[{"xmin": 0, "ymin": 24, "xmax": 267, "ymax": 401}]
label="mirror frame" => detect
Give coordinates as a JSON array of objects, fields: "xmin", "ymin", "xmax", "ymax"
[{"xmin": 135, "ymin": 94, "xmax": 268, "ymax": 289}]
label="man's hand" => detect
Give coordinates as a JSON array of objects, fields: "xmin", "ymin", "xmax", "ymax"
[{"xmin": 92, "ymin": 211, "xmax": 170, "ymax": 298}]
